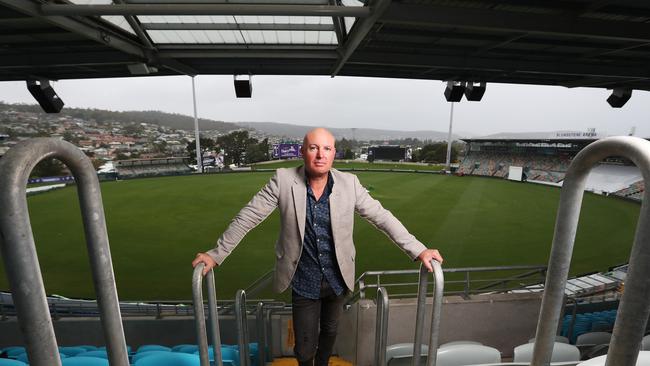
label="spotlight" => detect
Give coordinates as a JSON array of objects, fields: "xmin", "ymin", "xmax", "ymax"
[
  {"xmin": 444, "ymin": 81, "xmax": 465, "ymax": 102},
  {"xmin": 234, "ymin": 74, "xmax": 252, "ymax": 98},
  {"xmin": 464, "ymin": 82, "xmax": 486, "ymax": 102},
  {"xmin": 607, "ymin": 88, "xmax": 632, "ymax": 108},
  {"xmin": 26, "ymin": 80, "xmax": 64, "ymax": 113}
]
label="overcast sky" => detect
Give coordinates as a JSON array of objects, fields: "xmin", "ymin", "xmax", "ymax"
[{"xmin": 1, "ymin": 75, "xmax": 649, "ymax": 137}]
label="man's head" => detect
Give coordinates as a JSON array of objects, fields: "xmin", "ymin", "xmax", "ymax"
[{"xmin": 301, "ymin": 128, "xmax": 336, "ymax": 178}]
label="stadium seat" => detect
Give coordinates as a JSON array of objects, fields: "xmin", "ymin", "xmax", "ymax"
[
  {"xmin": 59, "ymin": 346, "xmax": 88, "ymax": 357},
  {"xmin": 171, "ymin": 344, "xmax": 195, "ymax": 352},
  {"xmin": 175, "ymin": 345, "xmax": 199, "ymax": 354},
  {"xmin": 132, "ymin": 351, "xmax": 173, "ymax": 363},
  {"xmin": 62, "ymin": 357, "xmax": 109, "ymax": 366},
  {"xmin": 136, "ymin": 345, "xmax": 171, "ymax": 353},
  {"xmin": 436, "ymin": 344, "xmax": 501, "ymax": 365},
  {"xmin": 0, "ymin": 360, "xmax": 27, "ymax": 366},
  {"xmin": 133, "ymin": 352, "xmax": 200, "ymax": 366},
  {"xmin": 75, "ymin": 350, "xmax": 109, "ymax": 359},
  {"xmin": 193, "ymin": 346, "xmax": 240, "ymax": 366},
  {"xmin": 576, "ymin": 351, "xmax": 650, "ymax": 365},
  {"xmin": 440, "ymin": 340, "xmax": 483, "ymax": 348},
  {"xmin": 513, "ymin": 342, "xmax": 580, "ymax": 363},
  {"xmin": 386, "ymin": 343, "xmax": 429, "ymax": 366},
  {"xmin": 3, "ymin": 348, "xmax": 25, "ymax": 358},
  {"xmin": 576, "ymin": 332, "xmax": 611, "ymax": 346},
  {"xmin": 528, "ymin": 336, "xmax": 570, "ymax": 344}
]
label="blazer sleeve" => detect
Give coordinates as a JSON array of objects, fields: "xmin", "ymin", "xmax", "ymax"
[
  {"xmin": 206, "ymin": 171, "xmax": 280, "ymax": 264},
  {"xmin": 353, "ymin": 174, "xmax": 427, "ymax": 260}
]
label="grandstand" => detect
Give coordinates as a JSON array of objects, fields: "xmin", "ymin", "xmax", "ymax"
[
  {"xmin": 458, "ymin": 131, "xmax": 647, "ymax": 199},
  {"xmin": 114, "ymin": 158, "xmax": 191, "ymax": 179}
]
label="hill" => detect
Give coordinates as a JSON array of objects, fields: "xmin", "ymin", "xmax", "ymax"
[
  {"xmin": 235, "ymin": 121, "xmax": 459, "ymax": 141},
  {"xmin": 0, "ymin": 102, "xmax": 240, "ymax": 132}
]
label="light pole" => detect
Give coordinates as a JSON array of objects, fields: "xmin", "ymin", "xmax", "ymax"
[
  {"xmin": 445, "ymin": 102, "xmax": 454, "ymax": 172},
  {"xmin": 191, "ymin": 76, "xmax": 202, "ymax": 173}
]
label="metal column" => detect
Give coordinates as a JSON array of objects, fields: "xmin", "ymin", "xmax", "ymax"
[
  {"xmin": 236, "ymin": 289, "xmax": 251, "ymax": 366},
  {"xmin": 375, "ymin": 287, "xmax": 389, "ymax": 366},
  {"xmin": 0, "ymin": 138, "xmax": 129, "ymax": 366},
  {"xmin": 412, "ymin": 260, "xmax": 444, "ymax": 366},
  {"xmin": 192, "ymin": 263, "xmax": 223, "ymax": 366},
  {"xmin": 530, "ymin": 136, "xmax": 650, "ymax": 366}
]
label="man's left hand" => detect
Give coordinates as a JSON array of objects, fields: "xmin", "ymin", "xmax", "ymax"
[{"xmin": 417, "ymin": 249, "xmax": 443, "ymax": 272}]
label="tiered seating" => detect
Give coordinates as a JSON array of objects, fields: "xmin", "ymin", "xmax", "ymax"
[
  {"xmin": 612, "ymin": 180, "xmax": 645, "ymax": 201},
  {"xmin": 560, "ymin": 310, "xmax": 616, "ymax": 343},
  {"xmin": 115, "ymin": 158, "xmax": 191, "ymax": 179},
  {"xmin": 457, "ymin": 151, "xmax": 570, "ymax": 180}
]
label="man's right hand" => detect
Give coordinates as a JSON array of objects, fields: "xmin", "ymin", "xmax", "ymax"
[{"xmin": 192, "ymin": 253, "xmax": 218, "ymax": 276}]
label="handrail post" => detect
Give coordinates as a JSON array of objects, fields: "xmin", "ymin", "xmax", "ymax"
[
  {"xmin": 375, "ymin": 287, "xmax": 389, "ymax": 366},
  {"xmin": 256, "ymin": 302, "xmax": 266, "ymax": 366},
  {"xmin": 192, "ymin": 264, "xmax": 223, "ymax": 366},
  {"xmin": 0, "ymin": 138, "xmax": 129, "ymax": 366},
  {"xmin": 530, "ymin": 136, "xmax": 650, "ymax": 366},
  {"xmin": 412, "ymin": 260, "xmax": 444, "ymax": 366},
  {"xmin": 236, "ymin": 289, "xmax": 251, "ymax": 366}
]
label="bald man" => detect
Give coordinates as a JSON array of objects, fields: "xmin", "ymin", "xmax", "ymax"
[{"xmin": 193, "ymin": 128, "xmax": 443, "ymax": 366}]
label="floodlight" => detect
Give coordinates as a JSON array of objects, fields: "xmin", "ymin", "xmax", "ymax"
[
  {"xmin": 26, "ymin": 80, "xmax": 64, "ymax": 113},
  {"xmin": 444, "ymin": 81, "xmax": 465, "ymax": 102},
  {"xmin": 234, "ymin": 74, "xmax": 252, "ymax": 98},
  {"xmin": 464, "ymin": 82, "xmax": 486, "ymax": 102},
  {"xmin": 607, "ymin": 88, "xmax": 632, "ymax": 108}
]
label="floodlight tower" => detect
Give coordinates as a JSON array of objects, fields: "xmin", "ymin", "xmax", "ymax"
[{"xmin": 191, "ymin": 76, "xmax": 202, "ymax": 173}]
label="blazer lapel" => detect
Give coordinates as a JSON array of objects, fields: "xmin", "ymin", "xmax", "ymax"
[
  {"xmin": 292, "ymin": 167, "xmax": 307, "ymax": 241},
  {"xmin": 329, "ymin": 171, "xmax": 340, "ymax": 245}
]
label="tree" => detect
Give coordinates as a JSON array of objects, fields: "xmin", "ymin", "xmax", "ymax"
[
  {"xmin": 186, "ymin": 137, "xmax": 216, "ymax": 164},
  {"xmin": 245, "ymin": 138, "xmax": 270, "ymax": 164},
  {"xmin": 217, "ymin": 130, "xmax": 257, "ymax": 166},
  {"xmin": 413, "ymin": 143, "xmax": 458, "ymax": 163},
  {"xmin": 30, "ymin": 158, "xmax": 65, "ymax": 178}
]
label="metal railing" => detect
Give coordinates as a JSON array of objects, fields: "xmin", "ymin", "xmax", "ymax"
[
  {"xmin": 0, "ymin": 138, "xmax": 129, "ymax": 366},
  {"xmin": 531, "ymin": 136, "xmax": 650, "ymax": 366},
  {"xmin": 350, "ymin": 264, "xmax": 546, "ymax": 303},
  {"xmin": 412, "ymin": 260, "xmax": 444, "ymax": 366},
  {"xmin": 192, "ymin": 263, "xmax": 222, "ymax": 366},
  {"xmin": 375, "ymin": 287, "xmax": 389, "ymax": 366},
  {"xmin": 236, "ymin": 289, "xmax": 251, "ymax": 366}
]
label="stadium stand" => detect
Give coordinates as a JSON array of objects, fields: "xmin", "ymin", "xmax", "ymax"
[{"xmin": 114, "ymin": 158, "xmax": 191, "ymax": 179}]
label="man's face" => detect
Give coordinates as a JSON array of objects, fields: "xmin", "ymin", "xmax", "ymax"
[{"xmin": 302, "ymin": 130, "xmax": 335, "ymax": 177}]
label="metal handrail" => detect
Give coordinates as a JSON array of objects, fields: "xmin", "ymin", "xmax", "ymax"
[
  {"xmin": 531, "ymin": 136, "xmax": 650, "ymax": 366},
  {"xmin": 0, "ymin": 138, "xmax": 129, "ymax": 366},
  {"xmin": 256, "ymin": 302, "xmax": 266, "ymax": 366},
  {"xmin": 351, "ymin": 264, "xmax": 545, "ymax": 301},
  {"xmin": 412, "ymin": 260, "xmax": 444, "ymax": 366},
  {"xmin": 375, "ymin": 287, "xmax": 389, "ymax": 366},
  {"xmin": 236, "ymin": 289, "xmax": 251, "ymax": 366},
  {"xmin": 192, "ymin": 263, "xmax": 222, "ymax": 366}
]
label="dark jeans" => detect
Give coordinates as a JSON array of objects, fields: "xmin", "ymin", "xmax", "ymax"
[{"xmin": 292, "ymin": 280, "xmax": 346, "ymax": 366}]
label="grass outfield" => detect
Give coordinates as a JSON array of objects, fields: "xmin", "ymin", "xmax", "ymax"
[{"xmin": 0, "ymin": 171, "xmax": 639, "ymax": 301}]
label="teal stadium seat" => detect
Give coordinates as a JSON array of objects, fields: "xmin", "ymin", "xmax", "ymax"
[
  {"xmin": 136, "ymin": 345, "xmax": 171, "ymax": 353},
  {"xmin": 133, "ymin": 352, "xmax": 200, "ymax": 366},
  {"xmin": 61, "ymin": 357, "xmax": 109, "ymax": 366},
  {"xmin": 59, "ymin": 347, "xmax": 88, "ymax": 357},
  {"xmin": 132, "ymin": 351, "xmax": 173, "ymax": 363},
  {"xmin": 0, "ymin": 360, "xmax": 27, "ymax": 366},
  {"xmin": 75, "ymin": 350, "xmax": 109, "ymax": 359}
]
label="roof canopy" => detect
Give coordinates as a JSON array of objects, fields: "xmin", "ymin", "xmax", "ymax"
[{"xmin": 2, "ymin": 0, "xmax": 650, "ymax": 91}]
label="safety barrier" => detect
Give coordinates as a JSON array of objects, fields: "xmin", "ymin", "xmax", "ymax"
[
  {"xmin": 192, "ymin": 263, "xmax": 223, "ymax": 366},
  {"xmin": 412, "ymin": 260, "xmax": 444, "ymax": 366},
  {"xmin": 0, "ymin": 138, "xmax": 129, "ymax": 366},
  {"xmin": 531, "ymin": 136, "xmax": 650, "ymax": 366}
]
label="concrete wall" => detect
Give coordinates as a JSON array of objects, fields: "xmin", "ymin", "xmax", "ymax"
[{"xmin": 337, "ymin": 292, "xmax": 544, "ymax": 365}]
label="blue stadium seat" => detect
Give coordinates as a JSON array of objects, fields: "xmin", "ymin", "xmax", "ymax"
[
  {"xmin": 175, "ymin": 345, "xmax": 199, "ymax": 354},
  {"xmin": 77, "ymin": 346, "xmax": 99, "ymax": 351},
  {"xmin": 132, "ymin": 351, "xmax": 173, "ymax": 364},
  {"xmin": 133, "ymin": 352, "xmax": 200, "ymax": 366},
  {"xmin": 136, "ymin": 345, "xmax": 171, "ymax": 353},
  {"xmin": 61, "ymin": 357, "xmax": 110, "ymax": 366},
  {"xmin": 75, "ymin": 350, "xmax": 109, "ymax": 359},
  {"xmin": 171, "ymin": 344, "xmax": 195, "ymax": 352},
  {"xmin": 0, "ymin": 359, "xmax": 27, "ymax": 366},
  {"xmin": 193, "ymin": 346, "xmax": 240, "ymax": 366},
  {"xmin": 59, "ymin": 347, "xmax": 88, "ymax": 357},
  {"xmin": 13, "ymin": 351, "xmax": 66, "ymax": 363},
  {"xmin": 3, "ymin": 348, "xmax": 25, "ymax": 358}
]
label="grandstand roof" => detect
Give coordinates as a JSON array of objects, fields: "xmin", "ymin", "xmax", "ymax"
[
  {"xmin": 3, "ymin": 1, "xmax": 650, "ymax": 91},
  {"xmin": 462, "ymin": 130, "xmax": 614, "ymax": 143}
]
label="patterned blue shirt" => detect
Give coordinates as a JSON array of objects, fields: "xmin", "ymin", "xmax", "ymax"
[{"xmin": 291, "ymin": 173, "xmax": 346, "ymax": 299}]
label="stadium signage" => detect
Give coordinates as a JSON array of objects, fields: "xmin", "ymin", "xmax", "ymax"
[
  {"xmin": 272, "ymin": 143, "xmax": 303, "ymax": 159},
  {"xmin": 28, "ymin": 176, "xmax": 74, "ymax": 184},
  {"xmin": 556, "ymin": 132, "xmax": 598, "ymax": 138}
]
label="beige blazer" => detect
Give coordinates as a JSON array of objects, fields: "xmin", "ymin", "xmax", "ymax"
[{"xmin": 207, "ymin": 166, "xmax": 427, "ymax": 293}]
